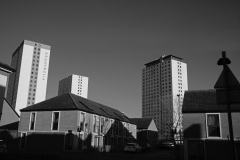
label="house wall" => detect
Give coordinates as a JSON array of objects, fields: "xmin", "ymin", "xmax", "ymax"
[
  {"xmin": 183, "ymin": 113, "xmax": 206, "ymax": 138},
  {"xmin": 19, "ymin": 112, "xmax": 31, "ymax": 131},
  {"xmin": 35, "ymin": 111, "xmax": 52, "ymax": 131},
  {"xmin": 18, "ymin": 110, "xmax": 137, "ymax": 153},
  {"xmin": 137, "ymin": 130, "xmax": 158, "ymax": 148},
  {"xmin": 19, "ymin": 111, "xmax": 79, "ymax": 132},
  {"xmin": 221, "ymin": 112, "xmax": 240, "ymax": 138},
  {"xmin": 183, "ymin": 112, "xmax": 240, "ymax": 160},
  {"xmin": 183, "ymin": 112, "xmax": 240, "ymax": 139}
]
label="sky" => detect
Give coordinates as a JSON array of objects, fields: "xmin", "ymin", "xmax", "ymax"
[{"xmin": 1, "ymin": 0, "xmax": 240, "ymax": 118}]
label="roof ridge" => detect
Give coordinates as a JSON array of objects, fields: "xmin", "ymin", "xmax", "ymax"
[{"xmin": 68, "ymin": 93, "xmax": 80, "ymax": 110}]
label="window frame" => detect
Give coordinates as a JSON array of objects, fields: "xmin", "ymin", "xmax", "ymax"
[
  {"xmin": 51, "ymin": 111, "xmax": 60, "ymax": 131},
  {"xmin": 79, "ymin": 111, "xmax": 86, "ymax": 132},
  {"xmin": 64, "ymin": 131, "xmax": 74, "ymax": 151},
  {"xmin": 19, "ymin": 132, "xmax": 27, "ymax": 150},
  {"xmin": 29, "ymin": 112, "xmax": 37, "ymax": 131},
  {"xmin": 100, "ymin": 116, "xmax": 105, "ymax": 134},
  {"xmin": 93, "ymin": 115, "xmax": 99, "ymax": 133},
  {"xmin": 206, "ymin": 113, "xmax": 222, "ymax": 138}
]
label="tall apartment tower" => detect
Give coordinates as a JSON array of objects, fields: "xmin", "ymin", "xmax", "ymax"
[
  {"xmin": 142, "ymin": 55, "xmax": 188, "ymax": 140},
  {"xmin": 58, "ymin": 74, "xmax": 89, "ymax": 98},
  {"xmin": 6, "ymin": 40, "xmax": 51, "ymax": 114}
]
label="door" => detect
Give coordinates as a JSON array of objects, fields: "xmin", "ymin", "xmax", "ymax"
[{"xmin": 188, "ymin": 140, "xmax": 205, "ymax": 160}]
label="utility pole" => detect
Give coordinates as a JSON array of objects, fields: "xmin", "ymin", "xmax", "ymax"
[
  {"xmin": 221, "ymin": 52, "xmax": 236, "ymax": 160},
  {"xmin": 215, "ymin": 51, "xmax": 238, "ymax": 160}
]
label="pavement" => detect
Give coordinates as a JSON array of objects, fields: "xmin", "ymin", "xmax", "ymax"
[
  {"xmin": 58, "ymin": 149, "xmax": 176, "ymax": 160},
  {"xmin": 2, "ymin": 149, "xmax": 178, "ymax": 160}
]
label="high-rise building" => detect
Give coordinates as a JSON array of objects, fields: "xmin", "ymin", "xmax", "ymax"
[
  {"xmin": 142, "ymin": 55, "xmax": 188, "ymax": 140},
  {"xmin": 58, "ymin": 74, "xmax": 88, "ymax": 98},
  {"xmin": 6, "ymin": 40, "xmax": 51, "ymax": 114}
]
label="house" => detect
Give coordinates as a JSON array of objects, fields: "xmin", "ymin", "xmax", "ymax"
[
  {"xmin": 0, "ymin": 62, "xmax": 19, "ymax": 151},
  {"xmin": 130, "ymin": 118, "xmax": 158, "ymax": 148},
  {"xmin": 18, "ymin": 93, "xmax": 137, "ymax": 153},
  {"xmin": 0, "ymin": 61, "xmax": 18, "ymax": 129},
  {"xmin": 182, "ymin": 89, "xmax": 240, "ymax": 160}
]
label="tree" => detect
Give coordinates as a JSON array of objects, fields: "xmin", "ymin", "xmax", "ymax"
[
  {"xmin": 164, "ymin": 94, "xmax": 183, "ymax": 142},
  {"xmin": 172, "ymin": 94, "xmax": 183, "ymax": 143}
]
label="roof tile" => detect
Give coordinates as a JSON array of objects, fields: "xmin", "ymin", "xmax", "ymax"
[{"xmin": 182, "ymin": 89, "xmax": 240, "ymax": 113}]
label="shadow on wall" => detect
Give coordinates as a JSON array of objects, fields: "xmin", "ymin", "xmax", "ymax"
[
  {"xmin": 0, "ymin": 121, "xmax": 19, "ymax": 130},
  {"xmin": 184, "ymin": 124, "xmax": 202, "ymax": 139},
  {"xmin": 0, "ymin": 120, "xmax": 136, "ymax": 155}
]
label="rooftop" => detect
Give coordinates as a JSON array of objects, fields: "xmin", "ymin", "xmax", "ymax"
[
  {"xmin": 182, "ymin": 89, "xmax": 240, "ymax": 113},
  {"xmin": 21, "ymin": 93, "xmax": 134, "ymax": 124},
  {"xmin": 130, "ymin": 118, "xmax": 153, "ymax": 129},
  {"xmin": 144, "ymin": 55, "xmax": 184, "ymax": 67}
]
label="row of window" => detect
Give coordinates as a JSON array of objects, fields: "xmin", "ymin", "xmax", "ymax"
[
  {"xmin": 29, "ymin": 112, "xmax": 59, "ymax": 131},
  {"xmin": 29, "ymin": 112, "xmax": 135, "ymax": 137},
  {"xmin": 28, "ymin": 49, "xmax": 40, "ymax": 105}
]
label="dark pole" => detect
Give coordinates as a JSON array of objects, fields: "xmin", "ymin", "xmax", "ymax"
[{"xmin": 222, "ymin": 51, "xmax": 236, "ymax": 160}]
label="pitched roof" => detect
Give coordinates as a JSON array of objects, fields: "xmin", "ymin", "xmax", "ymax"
[
  {"xmin": 20, "ymin": 93, "xmax": 134, "ymax": 124},
  {"xmin": 182, "ymin": 89, "xmax": 240, "ymax": 113},
  {"xmin": 130, "ymin": 118, "xmax": 153, "ymax": 129}
]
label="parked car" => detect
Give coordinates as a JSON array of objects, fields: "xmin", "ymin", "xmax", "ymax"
[
  {"xmin": 124, "ymin": 143, "xmax": 141, "ymax": 153},
  {"xmin": 140, "ymin": 143, "xmax": 151, "ymax": 152},
  {"xmin": 156, "ymin": 141, "xmax": 174, "ymax": 150},
  {"xmin": 0, "ymin": 140, "xmax": 7, "ymax": 154}
]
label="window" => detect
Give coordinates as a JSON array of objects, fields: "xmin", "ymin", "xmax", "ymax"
[
  {"xmin": 126, "ymin": 123, "xmax": 130, "ymax": 137},
  {"xmin": 111, "ymin": 120, "xmax": 114, "ymax": 135},
  {"xmin": 123, "ymin": 123, "xmax": 126, "ymax": 137},
  {"xmin": 100, "ymin": 117, "xmax": 104, "ymax": 134},
  {"xmin": 79, "ymin": 112, "xmax": 85, "ymax": 132},
  {"xmin": 20, "ymin": 133, "xmax": 27, "ymax": 150},
  {"xmin": 29, "ymin": 112, "xmax": 36, "ymax": 130},
  {"xmin": 93, "ymin": 115, "xmax": 99, "ymax": 133},
  {"xmin": 207, "ymin": 114, "xmax": 221, "ymax": 137},
  {"xmin": 65, "ymin": 130, "xmax": 74, "ymax": 150},
  {"xmin": 115, "ymin": 120, "xmax": 119, "ymax": 135},
  {"xmin": 52, "ymin": 112, "xmax": 60, "ymax": 131}
]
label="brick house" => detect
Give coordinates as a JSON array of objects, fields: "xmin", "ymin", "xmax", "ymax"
[
  {"xmin": 18, "ymin": 93, "xmax": 137, "ymax": 153},
  {"xmin": 182, "ymin": 89, "xmax": 240, "ymax": 160},
  {"xmin": 130, "ymin": 118, "xmax": 158, "ymax": 148}
]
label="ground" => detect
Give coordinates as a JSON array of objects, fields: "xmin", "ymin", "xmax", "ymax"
[
  {"xmin": 2, "ymin": 149, "xmax": 179, "ymax": 160},
  {"xmin": 59, "ymin": 149, "xmax": 175, "ymax": 160}
]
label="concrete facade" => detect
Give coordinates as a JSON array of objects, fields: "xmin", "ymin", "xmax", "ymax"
[
  {"xmin": 142, "ymin": 55, "xmax": 188, "ymax": 140},
  {"xmin": 58, "ymin": 74, "xmax": 88, "ymax": 98},
  {"xmin": 6, "ymin": 40, "xmax": 51, "ymax": 114}
]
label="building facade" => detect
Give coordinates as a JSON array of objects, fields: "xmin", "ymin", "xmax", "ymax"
[
  {"xmin": 183, "ymin": 89, "xmax": 240, "ymax": 160},
  {"xmin": 18, "ymin": 93, "xmax": 136, "ymax": 153},
  {"xmin": 58, "ymin": 74, "xmax": 88, "ymax": 98},
  {"xmin": 6, "ymin": 40, "xmax": 51, "ymax": 115},
  {"xmin": 130, "ymin": 118, "xmax": 158, "ymax": 148},
  {"xmin": 142, "ymin": 55, "xmax": 188, "ymax": 140}
]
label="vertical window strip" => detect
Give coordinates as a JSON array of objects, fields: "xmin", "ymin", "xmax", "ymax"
[
  {"xmin": 52, "ymin": 112, "xmax": 60, "ymax": 131},
  {"xmin": 29, "ymin": 112, "xmax": 36, "ymax": 130}
]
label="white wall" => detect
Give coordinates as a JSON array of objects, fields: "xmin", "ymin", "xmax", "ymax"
[
  {"xmin": 181, "ymin": 63, "xmax": 188, "ymax": 93},
  {"xmin": 71, "ymin": 75, "xmax": 88, "ymax": 99},
  {"xmin": 81, "ymin": 76, "xmax": 88, "ymax": 98},
  {"xmin": 15, "ymin": 44, "xmax": 33, "ymax": 114},
  {"xmin": 71, "ymin": 75, "xmax": 78, "ymax": 95},
  {"xmin": 35, "ymin": 48, "xmax": 50, "ymax": 103}
]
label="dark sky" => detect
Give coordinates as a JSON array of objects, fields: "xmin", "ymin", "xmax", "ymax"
[{"xmin": 1, "ymin": 0, "xmax": 240, "ymax": 118}]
